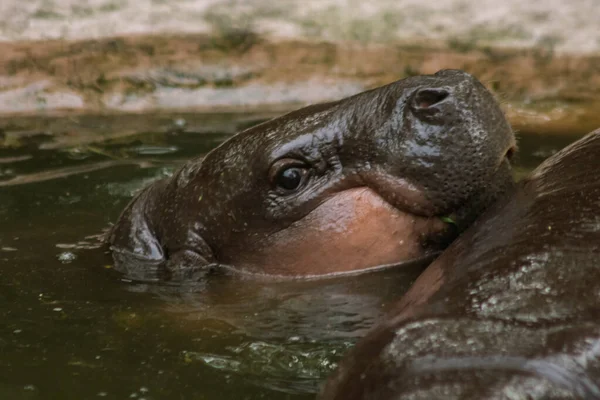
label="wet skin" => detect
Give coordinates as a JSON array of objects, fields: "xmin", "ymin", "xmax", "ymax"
[
  {"xmin": 320, "ymin": 130, "xmax": 600, "ymax": 399},
  {"xmin": 107, "ymin": 70, "xmax": 515, "ymax": 282}
]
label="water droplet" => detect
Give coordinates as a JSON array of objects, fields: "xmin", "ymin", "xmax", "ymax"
[{"xmin": 57, "ymin": 251, "xmax": 77, "ymax": 263}]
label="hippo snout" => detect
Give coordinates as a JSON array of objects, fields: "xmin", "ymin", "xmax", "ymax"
[{"xmin": 389, "ymin": 70, "xmax": 516, "ymax": 230}]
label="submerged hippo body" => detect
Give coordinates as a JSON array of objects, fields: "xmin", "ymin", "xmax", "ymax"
[
  {"xmin": 321, "ymin": 130, "xmax": 600, "ymax": 399},
  {"xmin": 108, "ymin": 70, "xmax": 515, "ymax": 282}
]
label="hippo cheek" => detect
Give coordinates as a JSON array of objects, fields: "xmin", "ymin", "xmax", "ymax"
[{"xmin": 228, "ymin": 188, "xmax": 450, "ymax": 276}]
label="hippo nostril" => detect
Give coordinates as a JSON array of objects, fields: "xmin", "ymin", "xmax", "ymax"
[{"xmin": 413, "ymin": 88, "xmax": 450, "ymax": 109}]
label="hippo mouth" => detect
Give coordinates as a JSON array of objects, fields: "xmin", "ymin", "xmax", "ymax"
[{"xmin": 224, "ymin": 185, "xmax": 455, "ymax": 278}]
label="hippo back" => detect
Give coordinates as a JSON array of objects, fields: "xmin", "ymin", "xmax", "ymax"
[{"xmin": 320, "ymin": 129, "xmax": 600, "ymax": 399}]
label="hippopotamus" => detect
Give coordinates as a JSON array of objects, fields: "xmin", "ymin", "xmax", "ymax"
[
  {"xmin": 107, "ymin": 70, "xmax": 516, "ymax": 282},
  {"xmin": 320, "ymin": 129, "xmax": 600, "ymax": 399}
]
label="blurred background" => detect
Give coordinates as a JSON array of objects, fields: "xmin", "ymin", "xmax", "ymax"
[{"xmin": 0, "ymin": 0, "xmax": 599, "ymax": 133}]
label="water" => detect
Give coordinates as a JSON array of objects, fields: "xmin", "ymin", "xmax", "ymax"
[{"xmin": 0, "ymin": 112, "xmax": 585, "ymax": 399}]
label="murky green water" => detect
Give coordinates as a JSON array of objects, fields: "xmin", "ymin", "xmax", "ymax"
[{"xmin": 0, "ymin": 112, "xmax": 585, "ymax": 400}]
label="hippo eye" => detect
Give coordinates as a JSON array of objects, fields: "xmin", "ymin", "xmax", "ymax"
[{"xmin": 269, "ymin": 158, "xmax": 309, "ymax": 193}]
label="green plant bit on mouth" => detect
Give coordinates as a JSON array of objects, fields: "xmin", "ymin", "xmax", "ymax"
[{"xmin": 440, "ymin": 216, "xmax": 457, "ymax": 226}]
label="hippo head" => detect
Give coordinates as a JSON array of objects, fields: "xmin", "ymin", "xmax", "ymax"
[{"xmin": 108, "ymin": 70, "xmax": 516, "ymax": 281}]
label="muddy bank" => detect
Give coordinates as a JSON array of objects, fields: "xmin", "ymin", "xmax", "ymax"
[
  {"xmin": 0, "ymin": 34, "xmax": 599, "ymax": 135},
  {"xmin": 1, "ymin": 0, "xmax": 599, "ymax": 134}
]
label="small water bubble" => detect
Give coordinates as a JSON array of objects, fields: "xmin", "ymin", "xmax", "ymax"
[
  {"xmin": 58, "ymin": 194, "xmax": 82, "ymax": 205},
  {"xmin": 65, "ymin": 147, "xmax": 91, "ymax": 160},
  {"xmin": 139, "ymin": 387, "xmax": 149, "ymax": 393},
  {"xmin": 173, "ymin": 118, "xmax": 187, "ymax": 128},
  {"xmin": 134, "ymin": 145, "xmax": 178, "ymax": 155},
  {"xmin": 13, "ymin": 329, "xmax": 22, "ymax": 334},
  {"xmin": 532, "ymin": 148, "xmax": 557, "ymax": 158},
  {"xmin": 23, "ymin": 384, "xmax": 36, "ymax": 391},
  {"xmin": 97, "ymin": 392, "xmax": 108, "ymax": 397},
  {"xmin": 0, "ymin": 168, "xmax": 15, "ymax": 177},
  {"xmin": 57, "ymin": 251, "xmax": 77, "ymax": 263},
  {"xmin": 53, "ymin": 307, "xmax": 63, "ymax": 312}
]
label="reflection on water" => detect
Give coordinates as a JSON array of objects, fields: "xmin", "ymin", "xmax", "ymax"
[
  {"xmin": 122, "ymin": 261, "xmax": 424, "ymax": 394},
  {"xmin": 0, "ymin": 112, "xmax": 585, "ymax": 399}
]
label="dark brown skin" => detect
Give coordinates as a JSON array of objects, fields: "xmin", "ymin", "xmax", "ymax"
[
  {"xmin": 107, "ymin": 70, "xmax": 515, "ymax": 282},
  {"xmin": 320, "ymin": 130, "xmax": 600, "ymax": 400}
]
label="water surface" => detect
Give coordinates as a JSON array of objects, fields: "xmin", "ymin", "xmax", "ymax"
[{"xmin": 0, "ymin": 113, "xmax": 585, "ymax": 399}]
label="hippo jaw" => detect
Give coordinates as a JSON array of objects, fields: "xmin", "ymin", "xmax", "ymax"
[
  {"xmin": 108, "ymin": 69, "xmax": 515, "ymax": 282},
  {"xmin": 224, "ymin": 186, "xmax": 452, "ymax": 277}
]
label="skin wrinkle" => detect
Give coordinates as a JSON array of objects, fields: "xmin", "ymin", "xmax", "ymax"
[{"xmin": 264, "ymin": 131, "xmax": 346, "ymax": 221}]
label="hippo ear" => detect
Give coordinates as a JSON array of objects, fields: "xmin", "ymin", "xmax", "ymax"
[{"xmin": 107, "ymin": 186, "xmax": 166, "ymax": 282}]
